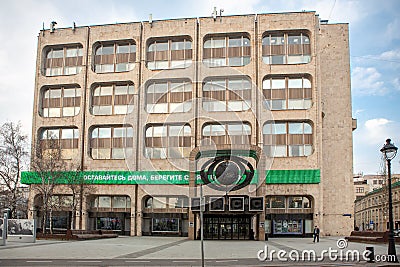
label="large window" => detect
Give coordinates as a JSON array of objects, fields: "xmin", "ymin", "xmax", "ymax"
[
  {"xmin": 144, "ymin": 196, "xmax": 188, "ymax": 209},
  {"xmin": 39, "ymin": 127, "xmax": 79, "ymax": 159},
  {"xmin": 41, "ymin": 85, "xmax": 81, "ymax": 117},
  {"xmin": 146, "ymin": 80, "xmax": 192, "ymax": 113},
  {"xmin": 90, "ymin": 125, "xmax": 133, "ymax": 159},
  {"xmin": 263, "ymin": 76, "xmax": 312, "ymax": 110},
  {"xmin": 203, "ymin": 77, "xmax": 251, "ymax": 112},
  {"xmin": 273, "ymin": 219, "xmax": 303, "ymax": 234},
  {"xmin": 97, "ymin": 217, "xmax": 122, "ymax": 231},
  {"xmin": 203, "ymin": 35, "xmax": 250, "ymax": 67},
  {"xmin": 91, "ymin": 83, "xmax": 134, "ymax": 115},
  {"xmin": 91, "ymin": 195, "xmax": 131, "ymax": 209},
  {"xmin": 202, "ymin": 122, "xmax": 251, "ymax": 145},
  {"xmin": 262, "ymin": 32, "xmax": 310, "ymax": 64},
  {"xmin": 145, "ymin": 124, "xmax": 191, "ymax": 159},
  {"xmin": 44, "ymin": 45, "xmax": 83, "ymax": 76},
  {"xmin": 94, "ymin": 41, "xmax": 135, "ymax": 73},
  {"xmin": 147, "ymin": 37, "xmax": 192, "ymax": 70},
  {"xmin": 263, "ymin": 121, "xmax": 313, "ymax": 157},
  {"xmin": 152, "ymin": 218, "xmax": 179, "ymax": 232}
]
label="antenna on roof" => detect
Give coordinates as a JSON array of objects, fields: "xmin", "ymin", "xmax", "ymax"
[
  {"xmin": 212, "ymin": 7, "xmax": 217, "ymax": 21},
  {"xmin": 219, "ymin": 8, "xmax": 224, "ymax": 22},
  {"xmin": 149, "ymin": 14, "xmax": 153, "ymax": 27},
  {"xmin": 50, "ymin": 21, "xmax": 57, "ymax": 33}
]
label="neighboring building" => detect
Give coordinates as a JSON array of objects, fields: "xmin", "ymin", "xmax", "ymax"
[
  {"xmin": 22, "ymin": 11, "xmax": 355, "ymax": 240},
  {"xmin": 354, "ymin": 177, "xmax": 369, "ymax": 200},
  {"xmin": 354, "ymin": 173, "xmax": 400, "ymax": 231},
  {"xmin": 355, "ymin": 180, "xmax": 400, "ymax": 232},
  {"xmin": 353, "ymin": 174, "xmax": 400, "ymax": 200}
]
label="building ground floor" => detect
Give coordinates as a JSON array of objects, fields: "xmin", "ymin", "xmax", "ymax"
[{"xmin": 28, "ymin": 187, "xmax": 317, "ymax": 240}]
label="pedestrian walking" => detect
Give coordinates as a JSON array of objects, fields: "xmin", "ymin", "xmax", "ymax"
[{"xmin": 313, "ymin": 226, "xmax": 320, "ymax": 242}]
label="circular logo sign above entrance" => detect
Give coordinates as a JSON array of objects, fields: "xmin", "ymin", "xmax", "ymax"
[{"xmin": 200, "ymin": 155, "xmax": 254, "ymax": 192}]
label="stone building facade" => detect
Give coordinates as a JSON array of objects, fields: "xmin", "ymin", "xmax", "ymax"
[
  {"xmin": 355, "ymin": 180, "xmax": 400, "ymax": 232},
  {"xmin": 23, "ymin": 11, "xmax": 355, "ymax": 240}
]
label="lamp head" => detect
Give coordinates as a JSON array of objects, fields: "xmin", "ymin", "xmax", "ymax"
[{"xmin": 380, "ymin": 139, "xmax": 398, "ymax": 160}]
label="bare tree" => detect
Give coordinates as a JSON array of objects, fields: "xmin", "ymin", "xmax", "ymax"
[
  {"xmin": 0, "ymin": 122, "xmax": 29, "ymax": 218},
  {"xmin": 30, "ymin": 135, "xmax": 68, "ymax": 234},
  {"xmin": 64, "ymin": 168, "xmax": 96, "ymax": 230}
]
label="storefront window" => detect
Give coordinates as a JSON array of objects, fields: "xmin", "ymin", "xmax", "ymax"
[
  {"xmin": 273, "ymin": 219, "xmax": 303, "ymax": 234},
  {"xmin": 98, "ymin": 196, "xmax": 111, "ymax": 208},
  {"xmin": 271, "ymin": 196, "xmax": 285, "ymax": 208},
  {"xmin": 97, "ymin": 217, "xmax": 121, "ymax": 230},
  {"xmin": 46, "ymin": 216, "xmax": 68, "ymax": 229},
  {"xmin": 288, "ymin": 197, "xmax": 303, "ymax": 208},
  {"xmin": 112, "ymin": 196, "xmax": 127, "ymax": 208},
  {"xmin": 265, "ymin": 197, "xmax": 270, "ymax": 208},
  {"xmin": 152, "ymin": 218, "xmax": 179, "ymax": 232},
  {"xmin": 152, "ymin": 197, "xmax": 167, "ymax": 209},
  {"xmin": 303, "ymin": 197, "xmax": 311, "ymax": 208}
]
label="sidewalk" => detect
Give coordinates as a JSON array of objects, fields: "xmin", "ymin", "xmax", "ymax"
[{"xmin": 1, "ymin": 236, "xmax": 400, "ymax": 266}]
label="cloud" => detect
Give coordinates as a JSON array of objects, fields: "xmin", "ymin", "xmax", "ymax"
[
  {"xmin": 393, "ymin": 78, "xmax": 400, "ymax": 91},
  {"xmin": 353, "ymin": 117, "xmax": 400, "ymax": 174},
  {"xmin": 385, "ymin": 18, "xmax": 400, "ymax": 41},
  {"xmin": 379, "ymin": 48, "xmax": 400, "ymax": 61},
  {"xmin": 354, "ymin": 109, "xmax": 365, "ymax": 116},
  {"xmin": 351, "ymin": 67, "xmax": 387, "ymax": 96},
  {"xmin": 362, "ymin": 118, "xmax": 398, "ymax": 145}
]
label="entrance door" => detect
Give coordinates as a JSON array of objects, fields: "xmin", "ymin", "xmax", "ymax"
[{"xmin": 204, "ymin": 215, "xmax": 251, "ymax": 240}]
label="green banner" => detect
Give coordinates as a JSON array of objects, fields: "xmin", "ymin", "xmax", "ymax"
[
  {"xmin": 266, "ymin": 169, "xmax": 320, "ymax": 184},
  {"xmin": 21, "ymin": 170, "xmax": 259, "ymax": 185}
]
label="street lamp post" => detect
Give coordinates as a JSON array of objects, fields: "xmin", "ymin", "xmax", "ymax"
[{"xmin": 380, "ymin": 138, "xmax": 398, "ymax": 262}]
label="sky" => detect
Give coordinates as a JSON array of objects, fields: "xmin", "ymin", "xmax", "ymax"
[{"xmin": 0, "ymin": 0, "xmax": 399, "ymax": 175}]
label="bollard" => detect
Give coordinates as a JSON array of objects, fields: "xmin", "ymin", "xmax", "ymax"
[{"xmin": 366, "ymin": 247, "xmax": 374, "ymax": 263}]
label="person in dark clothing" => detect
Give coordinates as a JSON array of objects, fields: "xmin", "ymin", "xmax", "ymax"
[{"xmin": 313, "ymin": 226, "xmax": 320, "ymax": 242}]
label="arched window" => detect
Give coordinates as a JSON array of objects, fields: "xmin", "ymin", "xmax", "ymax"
[
  {"xmin": 202, "ymin": 122, "xmax": 251, "ymax": 145},
  {"xmin": 203, "ymin": 34, "xmax": 250, "ymax": 67},
  {"xmin": 146, "ymin": 79, "xmax": 192, "ymax": 113},
  {"xmin": 147, "ymin": 37, "xmax": 192, "ymax": 70},
  {"xmin": 40, "ymin": 85, "xmax": 81, "ymax": 117},
  {"xmin": 262, "ymin": 32, "xmax": 310, "ymax": 64},
  {"xmin": 145, "ymin": 124, "xmax": 191, "ymax": 159},
  {"xmin": 94, "ymin": 41, "xmax": 135, "ymax": 73},
  {"xmin": 91, "ymin": 82, "xmax": 134, "ymax": 115},
  {"xmin": 203, "ymin": 77, "xmax": 251, "ymax": 112},
  {"xmin": 39, "ymin": 127, "xmax": 79, "ymax": 159},
  {"xmin": 90, "ymin": 125, "xmax": 133, "ymax": 159},
  {"xmin": 263, "ymin": 121, "xmax": 313, "ymax": 157},
  {"xmin": 263, "ymin": 75, "xmax": 312, "ymax": 110},
  {"xmin": 44, "ymin": 44, "xmax": 83, "ymax": 76}
]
